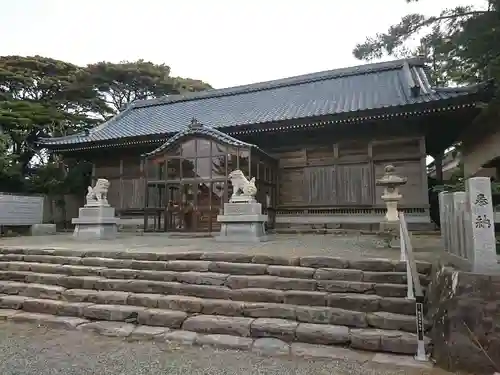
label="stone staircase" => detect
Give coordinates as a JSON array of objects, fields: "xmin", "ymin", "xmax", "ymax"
[{"xmin": 0, "ymin": 248, "xmax": 431, "ymax": 358}]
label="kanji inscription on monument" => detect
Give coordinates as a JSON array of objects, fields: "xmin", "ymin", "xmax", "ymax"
[
  {"xmin": 474, "ymin": 193, "xmax": 489, "ymax": 206},
  {"xmin": 474, "ymin": 214, "xmax": 492, "ymax": 229},
  {"xmin": 465, "ymin": 177, "xmax": 499, "ymax": 274}
]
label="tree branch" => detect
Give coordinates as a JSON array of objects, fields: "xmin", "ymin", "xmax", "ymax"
[
  {"xmin": 405, "ymin": 10, "xmax": 489, "ymax": 37},
  {"xmin": 354, "ymin": 6, "xmax": 491, "ymax": 61}
]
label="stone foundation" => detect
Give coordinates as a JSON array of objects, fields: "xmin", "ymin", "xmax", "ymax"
[
  {"xmin": 216, "ymin": 202, "xmax": 268, "ymax": 242},
  {"xmin": 427, "ymin": 266, "xmax": 500, "ymax": 374}
]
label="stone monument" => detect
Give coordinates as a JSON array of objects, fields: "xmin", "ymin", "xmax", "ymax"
[
  {"xmin": 376, "ymin": 165, "xmax": 407, "ymax": 248},
  {"xmin": 465, "ymin": 177, "xmax": 499, "ymax": 274},
  {"xmin": 216, "ymin": 169, "xmax": 268, "ymax": 242},
  {"xmin": 72, "ymin": 178, "xmax": 120, "ymax": 240}
]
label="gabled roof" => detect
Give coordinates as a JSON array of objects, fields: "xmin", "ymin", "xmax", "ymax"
[
  {"xmin": 38, "ymin": 57, "xmax": 486, "ymax": 149},
  {"xmin": 144, "ymin": 118, "xmax": 275, "ymax": 160}
]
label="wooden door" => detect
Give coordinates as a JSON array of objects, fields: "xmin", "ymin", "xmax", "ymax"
[
  {"xmin": 304, "ymin": 166, "xmax": 337, "ymax": 205},
  {"xmin": 336, "ymin": 164, "xmax": 373, "ymax": 205},
  {"xmin": 165, "ymin": 183, "xmax": 182, "ymax": 231}
]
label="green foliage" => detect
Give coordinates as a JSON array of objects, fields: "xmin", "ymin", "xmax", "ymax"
[
  {"xmin": 0, "ymin": 55, "xmax": 110, "ymax": 174},
  {"xmin": 431, "ymin": 159, "xmax": 500, "ymax": 194},
  {"xmin": 0, "ymin": 55, "xmax": 212, "ymax": 198},
  {"xmin": 27, "ymin": 160, "xmax": 92, "ymax": 198},
  {"xmin": 353, "ymin": 0, "xmax": 499, "ymax": 86},
  {"xmin": 85, "ymin": 60, "xmax": 212, "ymax": 115},
  {"xmin": 355, "ymin": 0, "xmax": 500, "ymax": 196}
]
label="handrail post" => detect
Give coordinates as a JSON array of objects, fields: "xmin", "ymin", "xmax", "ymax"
[
  {"xmin": 415, "ymin": 295, "xmax": 428, "ymax": 361},
  {"xmin": 400, "ymin": 219, "xmax": 415, "ymax": 300},
  {"xmin": 399, "ymin": 211, "xmax": 428, "ymax": 362}
]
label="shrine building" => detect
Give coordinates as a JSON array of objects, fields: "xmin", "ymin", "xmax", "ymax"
[{"xmin": 37, "ymin": 57, "xmax": 491, "ymax": 233}]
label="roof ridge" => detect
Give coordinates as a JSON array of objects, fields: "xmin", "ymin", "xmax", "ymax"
[{"xmin": 132, "ymin": 57, "xmax": 426, "ymax": 109}]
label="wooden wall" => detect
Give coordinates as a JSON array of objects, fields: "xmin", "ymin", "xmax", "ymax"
[
  {"xmin": 275, "ymin": 136, "xmax": 427, "ymax": 208},
  {"xmin": 88, "ymin": 135, "xmax": 428, "ymax": 213},
  {"xmin": 92, "ymin": 154, "xmax": 145, "ymax": 213}
]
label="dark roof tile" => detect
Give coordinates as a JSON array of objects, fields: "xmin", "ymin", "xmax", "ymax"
[{"xmin": 38, "ymin": 57, "xmax": 483, "ymax": 147}]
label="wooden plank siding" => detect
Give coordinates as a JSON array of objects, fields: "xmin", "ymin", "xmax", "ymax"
[
  {"xmin": 275, "ymin": 136, "xmax": 427, "ymax": 208},
  {"xmin": 336, "ymin": 164, "xmax": 373, "ymax": 205},
  {"xmin": 88, "ymin": 135, "xmax": 428, "ymax": 213},
  {"xmin": 304, "ymin": 166, "xmax": 336, "ymax": 205},
  {"xmin": 92, "ymin": 155, "xmax": 145, "ymax": 212}
]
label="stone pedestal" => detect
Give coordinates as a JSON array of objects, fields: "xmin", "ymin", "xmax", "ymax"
[
  {"xmin": 72, "ymin": 206, "xmax": 119, "ymax": 240},
  {"xmin": 216, "ymin": 201, "xmax": 268, "ymax": 242}
]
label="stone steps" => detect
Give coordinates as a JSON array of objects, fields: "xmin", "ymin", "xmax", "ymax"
[
  {"xmin": 0, "ymin": 254, "xmax": 430, "ymax": 289},
  {"xmin": 0, "ymin": 260, "xmax": 429, "ymax": 284},
  {"xmin": 0, "ymin": 249, "xmax": 431, "ymax": 357},
  {"xmin": 0, "ymin": 285, "xmax": 423, "ymax": 332},
  {"xmin": 0, "ymin": 261, "xmax": 429, "ymax": 287},
  {"xmin": 0, "ymin": 309, "xmax": 431, "ymax": 362},
  {"xmin": 0, "ymin": 280, "xmax": 414, "ymax": 319},
  {"xmin": 0, "ymin": 249, "xmax": 433, "ymax": 274},
  {"xmin": 0, "ymin": 270, "xmax": 417, "ymax": 304},
  {"xmin": 0, "ymin": 301, "xmax": 429, "ymax": 355}
]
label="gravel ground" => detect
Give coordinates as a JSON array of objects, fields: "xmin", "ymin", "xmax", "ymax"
[{"xmin": 0, "ymin": 322, "xmax": 451, "ymax": 375}]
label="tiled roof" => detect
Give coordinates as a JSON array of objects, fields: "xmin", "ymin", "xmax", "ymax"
[
  {"xmin": 143, "ymin": 118, "xmax": 275, "ymax": 159},
  {"xmin": 38, "ymin": 57, "xmax": 485, "ymax": 147}
]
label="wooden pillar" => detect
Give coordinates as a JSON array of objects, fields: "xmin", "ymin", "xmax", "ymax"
[
  {"xmin": 91, "ymin": 162, "xmax": 96, "ymax": 183},
  {"xmin": 141, "ymin": 158, "xmax": 148, "ymax": 231},
  {"xmin": 367, "ymin": 141, "xmax": 374, "ymax": 205},
  {"xmin": 119, "ymin": 158, "xmax": 124, "ymax": 210},
  {"xmin": 419, "ymin": 137, "xmax": 430, "ymax": 205},
  {"xmin": 433, "ymin": 153, "xmax": 444, "ymax": 182}
]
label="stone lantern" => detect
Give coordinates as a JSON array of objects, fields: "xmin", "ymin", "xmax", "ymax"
[{"xmin": 376, "ymin": 165, "xmax": 407, "ymax": 247}]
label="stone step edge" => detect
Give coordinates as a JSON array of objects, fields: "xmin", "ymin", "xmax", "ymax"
[
  {"xmin": 0, "ymin": 263, "xmax": 429, "ymax": 288},
  {"xmin": 0, "ymin": 249, "xmax": 433, "ymax": 274},
  {"xmin": 0, "ymin": 274, "xmax": 419, "ymax": 304},
  {"xmin": 0, "ymin": 308, "xmax": 431, "ymax": 358},
  {"xmin": 0, "ymin": 260, "xmax": 431, "ymax": 283},
  {"xmin": 0, "ymin": 278, "xmax": 417, "ymax": 316},
  {"xmin": 0, "ymin": 291, "xmax": 425, "ymax": 332}
]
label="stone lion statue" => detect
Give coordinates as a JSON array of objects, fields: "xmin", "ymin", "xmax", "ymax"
[
  {"xmin": 86, "ymin": 178, "xmax": 110, "ymax": 206},
  {"xmin": 228, "ymin": 170, "xmax": 257, "ymax": 201}
]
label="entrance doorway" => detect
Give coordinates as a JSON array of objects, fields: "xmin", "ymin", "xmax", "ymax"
[
  {"xmin": 165, "ymin": 183, "xmax": 196, "ymax": 232},
  {"xmin": 143, "ymin": 127, "xmax": 278, "ymax": 233},
  {"xmin": 146, "ymin": 181, "xmax": 229, "ymax": 233}
]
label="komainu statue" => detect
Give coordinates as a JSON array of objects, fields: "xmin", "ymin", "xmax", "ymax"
[
  {"xmin": 86, "ymin": 178, "xmax": 110, "ymax": 206},
  {"xmin": 228, "ymin": 170, "xmax": 257, "ymax": 201}
]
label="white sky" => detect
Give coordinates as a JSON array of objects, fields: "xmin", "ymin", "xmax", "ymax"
[{"xmin": 0, "ymin": 0, "xmax": 485, "ymax": 88}]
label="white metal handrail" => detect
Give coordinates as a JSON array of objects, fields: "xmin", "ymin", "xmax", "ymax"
[{"xmin": 399, "ymin": 211, "xmax": 427, "ymax": 362}]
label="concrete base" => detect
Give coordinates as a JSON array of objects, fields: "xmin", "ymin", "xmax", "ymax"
[
  {"xmin": 72, "ymin": 206, "xmax": 119, "ymax": 240},
  {"xmin": 30, "ymin": 224, "xmax": 56, "ymax": 236},
  {"xmin": 72, "ymin": 224, "xmax": 118, "ymax": 240},
  {"xmin": 216, "ymin": 202, "xmax": 268, "ymax": 243}
]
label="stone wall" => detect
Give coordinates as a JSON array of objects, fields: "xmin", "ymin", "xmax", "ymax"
[{"xmin": 427, "ymin": 266, "xmax": 500, "ymax": 374}]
